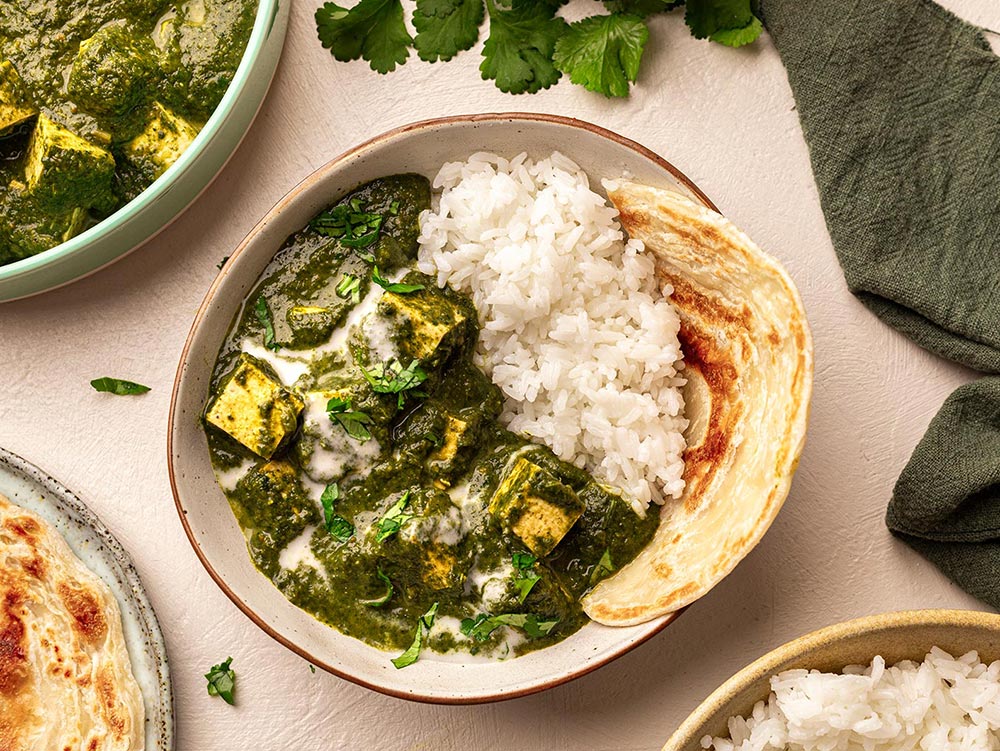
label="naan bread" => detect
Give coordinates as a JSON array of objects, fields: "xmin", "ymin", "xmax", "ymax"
[
  {"xmin": 582, "ymin": 183, "xmax": 813, "ymax": 626},
  {"xmin": 0, "ymin": 494, "xmax": 145, "ymax": 750}
]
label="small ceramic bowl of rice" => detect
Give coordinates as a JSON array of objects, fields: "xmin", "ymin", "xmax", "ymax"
[{"xmin": 662, "ymin": 609, "xmax": 1000, "ymax": 751}]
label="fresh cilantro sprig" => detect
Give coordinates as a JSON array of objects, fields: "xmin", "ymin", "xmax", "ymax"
[
  {"xmin": 460, "ymin": 612, "xmax": 559, "ymax": 641},
  {"xmin": 314, "ymin": 0, "xmax": 761, "ymax": 98},
  {"xmin": 327, "ymin": 396, "xmax": 374, "ymax": 441},
  {"xmin": 392, "ymin": 601, "xmax": 439, "ymax": 668},
  {"xmin": 372, "ymin": 265, "xmax": 425, "ymax": 294},
  {"xmin": 361, "ymin": 359, "xmax": 428, "ymax": 409},
  {"xmin": 321, "ymin": 483, "xmax": 355, "ymax": 542},
  {"xmin": 90, "ymin": 377, "xmax": 151, "ymax": 395},
  {"xmin": 310, "ymin": 201, "xmax": 384, "ymax": 249},
  {"xmin": 205, "ymin": 657, "xmax": 237, "ymax": 705},
  {"xmin": 376, "ymin": 490, "xmax": 415, "ymax": 541}
]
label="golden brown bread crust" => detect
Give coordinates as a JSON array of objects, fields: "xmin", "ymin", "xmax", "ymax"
[
  {"xmin": 0, "ymin": 494, "xmax": 144, "ymax": 750},
  {"xmin": 582, "ymin": 183, "xmax": 813, "ymax": 626}
]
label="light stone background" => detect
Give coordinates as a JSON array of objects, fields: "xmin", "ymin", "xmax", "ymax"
[{"xmin": 3, "ymin": 1, "xmax": 999, "ymax": 748}]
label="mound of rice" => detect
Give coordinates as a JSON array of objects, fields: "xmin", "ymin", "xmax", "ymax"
[
  {"xmin": 704, "ymin": 649, "xmax": 1000, "ymax": 751},
  {"xmin": 416, "ymin": 152, "xmax": 687, "ymax": 509}
]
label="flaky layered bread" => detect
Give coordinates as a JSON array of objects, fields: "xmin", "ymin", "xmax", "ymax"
[
  {"xmin": 582, "ymin": 183, "xmax": 813, "ymax": 625},
  {"xmin": 0, "ymin": 494, "xmax": 144, "ymax": 750}
]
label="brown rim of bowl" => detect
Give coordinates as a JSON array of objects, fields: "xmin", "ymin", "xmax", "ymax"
[
  {"xmin": 168, "ymin": 112, "xmax": 718, "ymax": 705},
  {"xmin": 662, "ymin": 608, "xmax": 1000, "ymax": 750}
]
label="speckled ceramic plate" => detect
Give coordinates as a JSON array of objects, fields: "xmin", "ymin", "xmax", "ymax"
[
  {"xmin": 170, "ymin": 113, "xmax": 723, "ymax": 704},
  {"xmin": 0, "ymin": 447, "xmax": 173, "ymax": 749},
  {"xmin": 662, "ymin": 609, "xmax": 1000, "ymax": 751}
]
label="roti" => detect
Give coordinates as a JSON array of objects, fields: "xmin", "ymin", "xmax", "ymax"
[
  {"xmin": 582, "ymin": 182, "xmax": 813, "ymax": 626},
  {"xmin": 0, "ymin": 494, "xmax": 144, "ymax": 750}
]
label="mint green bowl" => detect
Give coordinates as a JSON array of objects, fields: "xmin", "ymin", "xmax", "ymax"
[{"xmin": 0, "ymin": 0, "xmax": 289, "ymax": 302}]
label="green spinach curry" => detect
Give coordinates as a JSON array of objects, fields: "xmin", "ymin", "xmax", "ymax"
[
  {"xmin": 203, "ymin": 175, "xmax": 660, "ymax": 666},
  {"xmin": 0, "ymin": 0, "xmax": 257, "ymax": 263}
]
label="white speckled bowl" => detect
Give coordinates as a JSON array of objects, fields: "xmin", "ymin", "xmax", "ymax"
[
  {"xmin": 169, "ymin": 114, "xmax": 721, "ymax": 703},
  {"xmin": 0, "ymin": 0, "xmax": 289, "ymax": 302},
  {"xmin": 662, "ymin": 609, "xmax": 1000, "ymax": 751}
]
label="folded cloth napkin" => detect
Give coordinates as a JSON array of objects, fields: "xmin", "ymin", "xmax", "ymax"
[{"xmin": 762, "ymin": 0, "xmax": 1000, "ymax": 604}]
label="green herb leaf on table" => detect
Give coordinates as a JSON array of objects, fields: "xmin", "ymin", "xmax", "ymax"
[
  {"xmin": 205, "ymin": 657, "xmax": 236, "ymax": 705},
  {"xmin": 90, "ymin": 377, "xmax": 150, "ymax": 395},
  {"xmin": 392, "ymin": 601, "xmax": 439, "ymax": 668},
  {"xmin": 361, "ymin": 359, "xmax": 429, "ymax": 409},
  {"xmin": 480, "ymin": 0, "xmax": 566, "ymax": 94},
  {"xmin": 327, "ymin": 396, "xmax": 374, "ymax": 441},
  {"xmin": 553, "ymin": 13, "xmax": 649, "ymax": 98},
  {"xmin": 321, "ymin": 483, "xmax": 355, "ymax": 542},
  {"xmin": 590, "ymin": 548, "xmax": 614, "ymax": 585},
  {"xmin": 372, "ymin": 265, "xmax": 425, "ymax": 294},
  {"xmin": 309, "ymin": 663, "xmax": 316, "ymax": 674},
  {"xmin": 216, "ymin": 255, "xmax": 230, "ymax": 270},
  {"xmin": 460, "ymin": 612, "xmax": 559, "ymax": 641},
  {"xmin": 310, "ymin": 204, "xmax": 384, "ymax": 250},
  {"xmin": 376, "ymin": 490, "xmax": 415, "ymax": 542},
  {"xmin": 336, "ymin": 274, "xmax": 362, "ymax": 304},
  {"xmin": 253, "ymin": 296, "xmax": 280, "ymax": 352},
  {"xmin": 684, "ymin": 0, "xmax": 762, "ymax": 46},
  {"xmin": 315, "ymin": 0, "xmax": 412, "ymax": 73},
  {"xmin": 360, "ymin": 567, "xmax": 394, "ymax": 607},
  {"xmin": 414, "ymin": 0, "xmax": 485, "ymax": 62},
  {"xmin": 602, "ymin": 0, "xmax": 681, "ymax": 15}
]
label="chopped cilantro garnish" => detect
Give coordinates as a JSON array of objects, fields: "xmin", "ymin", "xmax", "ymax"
[
  {"xmin": 553, "ymin": 13, "xmax": 649, "ymax": 97},
  {"xmin": 321, "ymin": 483, "xmax": 354, "ymax": 542},
  {"xmin": 336, "ymin": 274, "xmax": 362, "ymax": 304},
  {"xmin": 512, "ymin": 552, "xmax": 541, "ymax": 603},
  {"xmin": 590, "ymin": 548, "xmax": 615, "ymax": 585},
  {"xmin": 327, "ymin": 396, "xmax": 374, "ymax": 441},
  {"xmin": 253, "ymin": 296, "xmax": 280, "ymax": 351},
  {"xmin": 310, "ymin": 203, "xmax": 384, "ymax": 250},
  {"xmin": 315, "ymin": 0, "xmax": 412, "ymax": 73},
  {"xmin": 512, "ymin": 552, "xmax": 537, "ymax": 570},
  {"xmin": 413, "ymin": 0, "xmax": 485, "ymax": 62},
  {"xmin": 371, "ymin": 265, "xmax": 425, "ymax": 294},
  {"xmin": 205, "ymin": 657, "xmax": 236, "ymax": 705},
  {"xmin": 361, "ymin": 359, "xmax": 428, "ymax": 409},
  {"xmin": 376, "ymin": 491, "xmax": 415, "ymax": 542},
  {"xmin": 392, "ymin": 602, "xmax": 439, "ymax": 668},
  {"xmin": 424, "ymin": 431, "xmax": 443, "ymax": 447},
  {"xmin": 460, "ymin": 613, "xmax": 558, "ymax": 641},
  {"xmin": 360, "ymin": 567, "xmax": 394, "ymax": 607},
  {"xmin": 90, "ymin": 377, "xmax": 150, "ymax": 395}
]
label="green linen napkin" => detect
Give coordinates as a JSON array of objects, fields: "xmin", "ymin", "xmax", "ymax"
[
  {"xmin": 762, "ymin": 0, "xmax": 1000, "ymax": 374},
  {"xmin": 762, "ymin": 0, "xmax": 1000, "ymax": 605}
]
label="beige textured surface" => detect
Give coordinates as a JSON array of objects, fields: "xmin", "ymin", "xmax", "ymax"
[{"xmin": 0, "ymin": 1, "xmax": 998, "ymax": 748}]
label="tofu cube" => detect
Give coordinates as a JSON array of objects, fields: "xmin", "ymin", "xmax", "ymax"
[
  {"xmin": 67, "ymin": 24, "xmax": 155, "ymax": 116},
  {"xmin": 489, "ymin": 457, "xmax": 585, "ymax": 557},
  {"xmin": 286, "ymin": 305, "xmax": 335, "ymax": 348},
  {"xmin": 430, "ymin": 415, "xmax": 468, "ymax": 464},
  {"xmin": 24, "ymin": 114, "xmax": 115, "ymax": 213},
  {"xmin": 423, "ymin": 547, "xmax": 458, "ymax": 590},
  {"xmin": 205, "ymin": 354, "xmax": 304, "ymax": 459},
  {"xmin": 116, "ymin": 102, "xmax": 198, "ymax": 201},
  {"xmin": 0, "ymin": 61, "xmax": 35, "ymax": 136},
  {"xmin": 376, "ymin": 287, "xmax": 469, "ymax": 365}
]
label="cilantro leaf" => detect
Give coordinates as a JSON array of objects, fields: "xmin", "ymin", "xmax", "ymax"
[
  {"xmin": 554, "ymin": 13, "xmax": 648, "ymax": 98},
  {"xmin": 590, "ymin": 548, "xmax": 615, "ymax": 585},
  {"xmin": 512, "ymin": 552, "xmax": 541, "ymax": 602},
  {"xmin": 90, "ymin": 377, "xmax": 150, "ymax": 395},
  {"xmin": 684, "ymin": 0, "xmax": 761, "ymax": 46},
  {"xmin": 512, "ymin": 552, "xmax": 536, "ymax": 570},
  {"xmin": 205, "ymin": 657, "xmax": 236, "ymax": 705},
  {"xmin": 361, "ymin": 359, "xmax": 428, "ymax": 408},
  {"xmin": 315, "ymin": 0, "xmax": 412, "ymax": 73},
  {"xmin": 392, "ymin": 602, "xmax": 439, "ymax": 668},
  {"xmin": 414, "ymin": 0, "xmax": 485, "ymax": 62},
  {"xmin": 460, "ymin": 613, "xmax": 558, "ymax": 641},
  {"xmin": 254, "ymin": 296, "xmax": 280, "ymax": 351},
  {"xmin": 372, "ymin": 265, "xmax": 426, "ymax": 294},
  {"xmin": 336, "ymin": 274, "xmax": 362, "ymax": 304},
  {"xmin": 360, "ymin": 567, "xmax": 394, "ymax": 607},
  {"xmin": 602, "ymin": 0, "xmax": 680, "ymax": 15},
  {"xmin": 376, "ymin": 491, "xmax": 415, "ymax": 542},
  {"xmin": 321, "ymin": 483, "xmax": 355, "ymax": 542},
  {"xmin": 311, "ymin": 204, "xmax": 384, "ymax": 249},
  {"xmin": 480, "ymin": 0, "xmax": 565, "ymax": 94},
  {"xmin": 327, "ymin": 396, "xmax": 374, "ymax": 441}
]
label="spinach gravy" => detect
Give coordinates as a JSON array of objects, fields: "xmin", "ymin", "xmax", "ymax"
[
  {"xmin": 203, "ymin": 175, "xmax": 660, "ymax": 665},
  {"xmin": 0, "ymin": 0, "xmax": 257, "ymax": 263}
]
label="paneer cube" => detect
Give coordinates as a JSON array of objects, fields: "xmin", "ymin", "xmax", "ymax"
[
  {"xmin": 431, "ymin": 415, "xmax": 468, "ymax": 464},
  {"xmin": 116, "ymin": 102, "xmax": 198, "ymax": 201},
  {"xmin": 489, "ymin": 457, "xmax": 585, "ymax": 557},
  {"xmin": 67, "ymin": 24, "xmax": 156, "ymax": 116},
  {"xmin": 0, "ymin": 61, "xmax": 35, "ymax": 136},
  {"xmin": 205, "ymin": 354, "xmax": 304, "ymax": 458},
  {"xmin": 286, "ymin": 305, "xmax": 335, "ymax": 348},
  {"xmin": 423, "ymin": 547, "xmax": 459, "ymax": 590},
  {"xmin": 24, "ymin": 114, "xmax": 115, "ymax": 214},
  {"xmin": 376, "ymin": 287, "xmax": 469, "ymax": 365}
]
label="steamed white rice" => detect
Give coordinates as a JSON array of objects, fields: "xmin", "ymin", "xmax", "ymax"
[
  {"xmin": 416, "ymin": 152, "xmax": 687, "ymax": 509},
  {"xmin": 705, "ymin": 649, "xmax": 1000, "ymax": 751}
]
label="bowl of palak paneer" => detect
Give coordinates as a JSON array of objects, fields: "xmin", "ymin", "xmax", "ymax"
[{"xmin": 0, "ymin": 0, "xmax": 288, "ymax": 300}]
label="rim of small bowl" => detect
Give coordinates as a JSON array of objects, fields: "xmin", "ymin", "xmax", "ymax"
[
  {"xmin": 662, "ymin": 608, "xmax": 1000, "ymax": 750},
  {"xmin": 169, "ymin": 112, "xmax": 719, "ymax": 704},
  {"xmin": 0, "ymin": 0, "xmax": 281, "ymax": 284}
]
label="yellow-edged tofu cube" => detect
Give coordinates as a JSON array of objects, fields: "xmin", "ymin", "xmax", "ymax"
[
  {"xmin": 24, "ymin": 114, "xmax": 115, "ymax": 213},
  {"xmin": 376, "ymin": 288, "xmax": 468, "ymax": 364},
  {"xmin": 116, "ymin": 102, "xmax": 198, "ymax": 201},
  {"xmin": 287, "ymin": 305, "xmax": 335, "ymax": 347},
  {"xmin": 0, "ymin": 61, "xmax": 35, "ymax": 136},
  {"xmin": 423, "ymin": 547, "xmax": 458, "ymax": 590},
  {"xmin": 489, "ymin": 457, "xmax": 585, "ymax": 557},
  {"xmin": 205, "ymin": 354, "xmax": 304, "ymax": 459},
  {"xmin": 431, "ymin": 415, "xmax": 468, "ymax": 464}
]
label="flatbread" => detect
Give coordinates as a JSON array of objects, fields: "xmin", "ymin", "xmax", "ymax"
[
  {"xmin": 0, "ymin": 494, "xmax": 145, "ymax": 750},
  {"xmin": 582, "ymin": 182, "xmax": 813, "ymax": 626}
]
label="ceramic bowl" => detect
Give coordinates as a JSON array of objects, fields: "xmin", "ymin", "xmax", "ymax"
[
  {"xmin": 169, "ymin": 113, "xmax": 723, "ymax": 703},
  {"xmin": 663, "ymin": 609, "xmax": 1000, "ymax": 750},
  {"xmin": 0, "ymin": 0, "xmax": 290, "ymax": 302}
]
